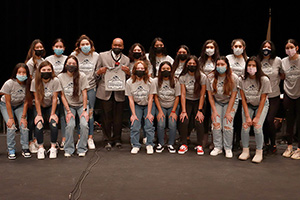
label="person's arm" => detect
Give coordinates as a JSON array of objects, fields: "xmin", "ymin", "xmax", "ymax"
[
  {"xmin": 95, "ymin": 54, "xmax": 107, "ymax": 75},
  {"xmin": 224, "ymin": 91, "xmax": 238, "ymax": 124},
  {"xmin": 60, "ymin": 91, "xmax": 75, "ymax": 124},
  {"xmin": 240, "ymin": 89, "xmax": 252, "ymax": 128},
  {"xmin": 252, "ymin": 93, "xmax": 267, "ymax": 127},
  {"xmin": 169, "ymin": 96, "xmax": 179, "ymax": 122},
  {"xmin": 80, "ymin": 89, "xmax": 89, "ymax": 122},
  {"xmin": 195, "ymin": 85, "xmax": 206, "ymax": 123},
  {"xmin": 49, "ymin": 92, "xmax": 59, "ymax": 123},
  {"xmin": 207, "ymin": 90, "xmax": 219, "ymax": 123},
  {"xmin": 33, "ymin": 92, "xmax": 44, "ymax": 125},
  {"xmin": 154, "ymin": 94, "xmax": 165, "ymax": 122},
  {"xmin": 128, "ymin": 96, "xmax": 138, "ymax": 126},
  {"xmin": 145, "ymin": 94, "xmax": 154, "ymax": 124},
  {"xmin": 179, "ymin": 84, "xmax": 188, "ymax": 122},
  {"xmin": 4, "ymin": 94, "xmax": 15, "ymax": 128}
]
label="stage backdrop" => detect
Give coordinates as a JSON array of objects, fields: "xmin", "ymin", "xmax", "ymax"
[{"xmin": 2, "ymin": 0, "xmax": 299, "ymax": 85}]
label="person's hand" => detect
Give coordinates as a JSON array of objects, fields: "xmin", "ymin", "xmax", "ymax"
[
  {"xmin": 80, "ymin": 111, "xmax": 89, "ymax": 122},
  {"xmin": 195, "ymin": 111, "xmax": 205, "ymax": 123},
  {"xmin": 97, "ymin": 67, "xmax": 107, "ymax": 75},
  {"xmin": 244, "ymin": 116, "xmax": 252, "ymax": 129},
  {"xmin": 146, "ymin": 113, "xmax": 154, "ymax": 124},
  {"xmin": 20, "ymin": 118, "xmax": 28, "ymax": 128},
  {"xmin": 169, "ymin": 112, "xmax": 177, "ymax": 122},
  {"xmin": 66, "ymin": 111, "xmax": 75, "ymax": 124},
  {"xmin": 34, "ymin": 115, "xmax": 44, "ymax": 125},
  {"xmin": 224, "ymin": 112, "xmax": 233, "ymax": 124},
  {"xmin": 211, "ymin": 111, "xmax": 220, "ymax": 123},
  {"xmin": 7, "ymin": 118, "xmax": 15, "ymax": 128},
  {"xmin": 156, "ymin": 111, "xmax": 165, "ymax": 123},
  {"xmin": 252, "ymin": 116, "xmax": 260, "ymax": 128},
  {"xmin": 121, "ymin": 65, "xmax": 130, "ymax": 75},
  {"xmin": 180, "ymin": 112, "xmax": 188, "ymax": 123},
  {"xmin": 130, "ymin": 114, "xmax": 139, "ymax": 126},
  {"xmin": 49, "ymin": 114, "xmax": 59, "ymax": 124}
]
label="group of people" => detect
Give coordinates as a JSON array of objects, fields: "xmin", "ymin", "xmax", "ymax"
[{"xmin": 1, "ymin": 35, "xmax": 299, "ymax": 164}]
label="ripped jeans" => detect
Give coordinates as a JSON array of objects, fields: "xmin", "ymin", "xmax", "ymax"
[
  {"xmin": 241, "ymin": 100, "xmax": 269, "ymax": 150},
  {"xmin": 34, "ymin": 106, "xmax": 58, "ymax": 145},
  {"xmin": 212, "ymin": 99, "xmax": 239, "ymax": 150},
  {"xmin": 0, "ymin": 102, "xmax": 29, "ymax": 151}
]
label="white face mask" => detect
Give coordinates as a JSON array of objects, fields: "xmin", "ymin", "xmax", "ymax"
[
  {"xmin": 286, "ymin": 48, "xmax": 297, "ymax": 58},
  {"xmin": 233, "ymin": 47, "xmax": 243, "ymax": 56},
  {"xmin": 205, "ymin": 48, "xmax": 215, "ymax": 56}
]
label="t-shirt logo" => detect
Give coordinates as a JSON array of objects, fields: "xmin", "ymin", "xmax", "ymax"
[
  {"xmin": 80, "ymin": 59, "xmax": 93, "ymax": 72},
  {"xmin": 159, "ymin": 84, "xmax": 174, "ymax": 98},
  {"xmin": 107, "ymin": 75, "xmax": 123, "ymax": 90},
  {"xmin": 217, "ymin": 81, "xmax": 224, "ymax": 94},
  {"xmin": 132, "ymin": 85, "xmax": 148, "ymax": 100},
  {"xmin": 44, "ymin": 87, "xmax": 52, "ymax": 98},
  {"xmin": 186, "ymin": 79, "xmax": 195, "ymax": 93},
  {"xmin": 11, "ymin": 88, "xmax": 25, "ymax": 102},
  {"xmin": 286, "ymin": 65, "xmax": 300, "ymax": 84},
  {"xmin": 64, "ymin": 82, "xmax": 74, "ymax": 96},
  {"xmin": 262, "ymin": 62, "xmax": 272, "ymax": 75}
]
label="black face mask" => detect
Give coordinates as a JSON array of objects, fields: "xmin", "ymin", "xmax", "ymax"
[
  {"xmin": 178, "ymin": 54, "xmax": 188, "ymax": 61},
  {"xmin": 154, "ymin": 47, "xmax": 164, "ymax": 54},
  {"xmin": 41, "ymin": 72, "xmax": 52, "ymax": 79},
  {"xmin": 161, "ymin": 70, "xmax": 171, "ymax": 78},
  {"xmin": 112, "ymin": 48, "xmax": 122, "ymax": 55},
  {"xmin": 66, "ymin": 65, "xmax": 77, "ymax": 73},
  {"xmin": 132, "ymin": 52, "xmax": 142, "ymax": 59},
  {"xmin": 135, "ymin": 70, "xmax": 145, "ymax": 78},
  {"xmin": 187, "ymin": 65, "xmax": 197, "ymax": 73},
  {"xmin": 35, "ymin": 49, "xmax": 44, "ymax": 57}
]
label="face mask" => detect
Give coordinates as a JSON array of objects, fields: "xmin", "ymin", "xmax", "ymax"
[
  {"xmin": 154, "ymin": 47, "xmax": 164, "ymax": 54},
  {"xmin": 41, "ymin": 72, "xmax": 52, "ymax": 79},
  {"xmin": 112, "ymin": 48, "xmax": 123, "ymax": 55},
  {"xmin": 132, "ymin": 52, "xmax": 142, "ymax": 59},
  {"xmin": 286, "ymin": 48, "xmax": 297, "ymax": 58},
  {"xmin": 35, "ymin": 49, "xmax": 44, "ymax": 57},
  {"xmin": 216, "ymin": 66, "xmax": 227, "ymax": 74},
  {"xmin": 262, "ymin": 48, "xmax": 271, "ymax": 57},
  {"xmin": 187, "ymin": 65, "xmax": 197, "ymax": 73},
  {"xmin": 54, "ymin": 48, "xmax": 64, "ymax": 56},
  {"xmin": 205, "ymin": 48, "xmax": 215, "ymax": 56},
  {"xmin": 247, "ymin": 67, "xmax": 257, "ymax": 76},
  {"xmin": 161, "ymin": 70, "xmax": 171, "ymax": 78},
  {"xmin": 135, "ymin": 70, "xmax": 145, "ymax": 78},
  {"xmin": 16, "ymin": 75, "xmax": 27, "ymax": 82},
  {"xmin": 81, "ymin": 45, "xmax": 91, "ymax": 54},
  {"xmin": 66, "ymin": 65, "xmax": 77, "ymax": 73},
  {"xmin": 233, "ymin": 48, "xmax": 243, "ymax": 56},
  {"xmin": 178, "ymin": 54, "xmax": 188, "ymax": 61}
]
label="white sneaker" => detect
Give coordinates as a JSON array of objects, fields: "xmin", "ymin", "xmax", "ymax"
[
  {"xmin": 131, "ymin": 147, "xmax": 140, "ymax": 154},
  {"xmin": 210, "ymin": 148, "xmax": 222, "ymax": 156},
  {"xmin": 48, "ymin": 147, "xmax": 57, "ymax": 159},
  {"xmin": 29, "ymin": 142, "xmax": 38, "ymax": 153},
  {"xmin": 146, "ymin": 145, "xmax": 154, "ymax": 155},
  {"xmin": 37, "ymin": 148, "xmax": 45, "ymax": 160},
  {"xmin": 87, "ymin": 138, "xmax": 96, "ymax": 150},
  {"xmin": 225, "ymin": 149, "xmax": 233, "ymax": 158},
  {"xmin": 78, "ymin": 152, "xmax": 86, "ymax": 157},
  {"xmin": 64, "ymin": 153, "xmax": 71, "ymax": 158}
]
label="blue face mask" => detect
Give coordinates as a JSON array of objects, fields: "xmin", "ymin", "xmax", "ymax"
[
  {"xmin": 16, "ymin": 75, "xmax": 27, "ymax": 82},
  {"xmin": 216, "ymin": 66, "xmax": 227, "ymax": 74},
  {"xmin": 81, "ymin": 45, "xmax": 91, "ymax": 54},
  {"xmin": 54, "ymin": 48, "xmax": 64, "ymax": 56}
]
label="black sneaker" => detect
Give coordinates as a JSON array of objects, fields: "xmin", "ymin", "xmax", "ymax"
[
  {"xmin": 8, "ymin": 150, "xmax": 16, "ymax": 160},
  {"xmin": 105, "ymin": 143, "xmax": 112, "ymax": 151},
  {"xmin": 156, "ymin": 144, "xmax": 164, "ymax": 153},
  {"xmin": 22, "ymin": 149, "xmax": 32, "ymax": 158},
  {"xmin": 167, "ymin": 145, "xmax": 176, "ymax": 153}
]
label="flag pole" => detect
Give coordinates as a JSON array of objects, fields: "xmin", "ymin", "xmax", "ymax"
[{"xmin": 266, "ymin": 8, "xmax": 271, "ymax": 40}]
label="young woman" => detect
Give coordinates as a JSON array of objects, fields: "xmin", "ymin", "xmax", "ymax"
[
  {"xmin": 178, "ymin": 55, "xmax": 207, "ymax": 155},
  {"xmin": 147, "ymin": 37, "xmax": 174, "ymax": 77},
  {"xmin": 71, "ymin": 35, "xmax": 99, "ymax": 149},
  {"xmin": 172, "ymin": 45, "xmax": 190, "ymax": 79},
  {"xmin": 226, "ymin": 38, "xmax": 248, "ymax": 151},
  {"xmin": 0, "ymin": 63, "xmax": 32, "ymax": 159},
  {"xmin": 128, "ymin": 43, "xmax": 152, "ymax": 75},
  {"xmin": 207, "ymin": 56, "xmax": 239, "ymax": 158},
  {"xmin": 30, "ymin": 61, "xmax": 62, "ymax": 159},
  {"xmin": 45, "ymin": 38, "xmax": 67, "ymax": 76},
  {"xmin": 257, "ymin": 40, "xmax": 283, "ymax": 154},
  {"xmin": 45, "ymin": 38, "xmax": 68, "ymax": 149},
  {"xmin": 25, "ymin": 39, "xmax": 46, "ymax": 78},
  {"xmin": 281, "ymin": 39, "xmax": 300, "ymax": 159},
  {"xmin": 239, "ymin": 56, "xmax": 271, "ymax": 163},
  {"xmin": 58, "ymin": 55, "xmax": 89, "ymax": 157},
  {"xmin": 125, "ymin": 60, "xmax": 156, "ymax": 154},
  {"xmin": 154, "ymin": 61, "xmax": 181, "ymax": 153}
]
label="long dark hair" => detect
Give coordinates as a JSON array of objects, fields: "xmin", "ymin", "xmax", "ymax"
[
  {"xmin": 149, "ymin": 37, "xmax": 168, "ymax": 77},
  {"xmin": 62, "ymin": 55, "xmax": 80, "ymax": 98},
  {"xmin": 243, "ymin": 56, "xmax": 268, "ymax": 90},
  {"xmin": 157, "ymin": 61, "xmax": 175, "ymax": 89},
  {"xmin": 128, "ymin": 43, "xmax": 147, "ymax": 62},
  {"xmin": 199, "ymin": 39, "xmax": 220, "ymax": 71},
  {"xmin": 25, "ymin": 39, "xmax": 46, "ymax": 69},
  {"xmin": 231, "ymin": 38, "xmax": 248, "ymax": 61},
  {"xmin": 179, "ymin": 55, "xmax": 202, "ymax": 96},
  {"xmin": 172, "ymin": 45, "xmax": 190, "ymax": 75},
  {"xmin": 10, "ymin": 63, "xmax": 32, "ymax": 107},
  {"xmin": 212, "ymin": 56, "xmax": 234, "ymax": 96},
  {"xmin": 257, "ymin": 40, "xmax": 276, "ymax": 61}
]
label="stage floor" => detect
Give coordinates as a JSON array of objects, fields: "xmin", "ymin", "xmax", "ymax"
[{"xmin": 0, "ymin": 129, "xmax": 299, "ymax": 200}]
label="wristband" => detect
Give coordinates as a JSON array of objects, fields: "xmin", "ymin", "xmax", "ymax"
[
  {"xmin": 171, "ymin": 111, "xmax": 176, "ymax": 113},
  {"xmin": 198, "ymin": 109, "xmax": 203, "ymax": 113},
  {"xmin": 181, "ymin": 111, "xmax": 186, "ymax": 113}
]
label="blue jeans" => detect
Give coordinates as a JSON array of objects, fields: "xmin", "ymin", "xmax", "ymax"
[
  {"xmin": 241, "ymin": 100, "xmax": 269, "ymax": 150},
  {"xmin": 64, "ymin": 106, "xmax": 89, "ymax": 154},
  {"xmin": 87, "ymin": 88, "xmax": 96, "ymax": 136},
  {"xmin": 131, "ymin": 103, "xmax": 155, "ymax": 148},
  {"xmin": 212, "ymin": 99, "xmax": 239, "ymax": 150},
  {"xmin": 156, "ymin": 105, "xmax": 179, "ymax": 146},
  {"xmin": 0, "ymin": 102, "xmax": 29, "ymax": 151}
]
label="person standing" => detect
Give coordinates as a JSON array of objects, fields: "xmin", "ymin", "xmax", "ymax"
[{"xmin": 95, "ymin": 38, "xmax": 130, "ymax": 150}]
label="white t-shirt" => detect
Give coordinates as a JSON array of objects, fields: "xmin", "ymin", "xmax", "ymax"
[
  {"xmin": 281, "ymin": 56, "xmax": 300, "ymax": 99},
  {"xmin": 154, "ymin": 78, "xmax": 181, "ymax": 108},
  {"xmin": 0, "ymin": 79, "xmax": 26, "ymax": 106},
  {"xmin": 45, "ymin": 55, "xmax": 67, "ymax": 76},
  {"xmin": 179, "ymin": 72, "xmax": 207, "ymax": 101}
]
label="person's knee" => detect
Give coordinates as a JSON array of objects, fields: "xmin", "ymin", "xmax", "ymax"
[
  {"xmin": 242, "ymin": 122, "xmax": 250, "ymax": 130},
  {"xmin": 254, "ymin": 124, "xmax": 262, "ymax": 133},
  {"xmin": 67, "ymin": 118, "xmax": 76, "ymax": 129},
  {"xmin": 213, "ymin": 122, "xmax": 221, "ymax": 130},
  {"xmin": 36, "ymin": 121, "xmax": 44, "ymax": 130},
  {"xmin": 224, "ymin": 125, "xmax": 233, "ymax": 130}
]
